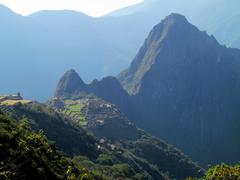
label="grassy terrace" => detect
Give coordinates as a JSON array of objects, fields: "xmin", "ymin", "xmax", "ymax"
[
  {"xmin": 62, "ymin": 100, "xmax": 87, "ymax": 126},
  {"xmin": 0, "ymin": 94, "xmax": 32, "ymax": 106},
  {"xmin": 0, "ymin": 100, "xmax": 32, "ymax": 106}
]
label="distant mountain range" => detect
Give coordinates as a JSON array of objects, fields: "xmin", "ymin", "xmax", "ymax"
[
  {"xmin": 54, "ymin": 13, "xmax": 240, "ymax": 167},
  {"xmin": 0, "ymin": 5, "xmax": 144, "ymax": 101},
  {"xmin": 1, "ymin": 1, "xmax": 240, "ymax": 101}
]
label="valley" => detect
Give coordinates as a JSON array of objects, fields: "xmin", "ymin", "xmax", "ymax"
[
  {"xmin": 0, "ymin": 97, "xmax": 204, "ymax": 179},
  {"xmin": 0, "ymin": 1, "xmax": 240, "ymax": 179}
]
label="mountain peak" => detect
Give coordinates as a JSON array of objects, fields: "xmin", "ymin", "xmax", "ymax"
[
  {"xmin": 54, "ymin": 69, "xmax": 86, "ymax": 98},
  {"xmin": 164, "ymin": 13, "xmax": 188, "ymax": 22},
  {"xmin": 66, "ymin": 68, "xmax": 78, "ymax": 75},
  {"xmin": 118, "ymin": 13, "xmax": 220, "ymax": 95},
  {"xmin": 118, "ymin": 13, "xmax": 240, "ymax": 165},
  {"xmin": 161, "ymin": 13, "xmax": 189, "ymax": 28},
  {"xmin": 150, "ymin": 13, "xmax": 192, "ymax": 42},
  {"xmin": 61, "ymin": 69, "xmax": 83, "ymax": 82}
]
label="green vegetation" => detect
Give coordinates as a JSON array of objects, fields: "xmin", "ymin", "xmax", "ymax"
[
  {"xmin": 0, "ymin": 107, "xmax": 163, "ymax": 179},
  {"xmin": 48, "ymin": 96, "xmax": 204, "ymax": 179},
  {"xmin": 72, "ymin": 121, "xmax": 204, "ymax": 179},
  {"xmin": 0, "ymin": 99, "xmax": 31, "ymax": 105},
  {"xmin": 5, "ymin": 103, "xmax": 99, "ymax": 159},
  {"xmin": 0, "ymin": 103, "xmax": 165, "ymax": 178},
  {"xmin": 188, "ymin": 163, "xmax": 240, "ymax": 180},
  {"xmin": 205, "ymin": 164, "xmax": 240, "ymax": 180},
  {"xmin": 0, "ymin": 94, "xmax": 32, "ymax": 106},
  {"xmin": 72, "ymin": 154, "xmax": 164, "ymax": 180},
  {"xmin": 62, "ymin": 100, "xmax": 87, "ymax": 126},
  {"xmin": 0, "ymin": 111, "xmax": 89, "ymax": 180},
  {"xmin": 70, "ymin": 133, "xmax": 205, "ymax": 180},
  {"xmin": 0, "ymin": 102, "xmax": 204, "ymax": 179},
  {"xmin": 122, "ymin": 132, "xmax": 204, "ymax": 179}
]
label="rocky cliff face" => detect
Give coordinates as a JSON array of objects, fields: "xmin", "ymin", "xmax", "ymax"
[{"xmin": 119, "ymin": 13, "xmax": 240, "ymax": 165}]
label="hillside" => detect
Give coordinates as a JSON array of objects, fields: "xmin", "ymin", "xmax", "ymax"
[
  {"xmin": 49, "ymin": 74, "xmax": 205, "ymax": 179},
  {"xmin": 0, "ymin": 111, "xmax": 89, "ymax": 179},
  {"xmin": 118, "ymin": 13, "xmax": 240, "ymax": 166},
  {"xmin": 0, "ymin": 108, "xmax": 231, "ymax": 179},
  {"xmin": 49, "ymin": 95, "xmax": 139, "ymax": 140},
  {"xmin": 4, "ymin": 103, "xmax": 99, "ymax": 158}
]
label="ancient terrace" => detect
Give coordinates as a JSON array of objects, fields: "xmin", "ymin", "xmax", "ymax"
[{"xmin": 0, "ymin": 93, "xmax": 31, "ymax": 106}]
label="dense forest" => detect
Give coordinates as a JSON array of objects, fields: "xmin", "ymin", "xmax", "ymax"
[
  {"xmin": 1, "ymin": 108, "xmax": 239, "ymax": 179},
  {"xmin": 0, "ymin": 102, "xmax": 204, "ymax": 179},
  {"xmin": 0, "ymin": 110, "xmax": 89, "ymax": 179}
]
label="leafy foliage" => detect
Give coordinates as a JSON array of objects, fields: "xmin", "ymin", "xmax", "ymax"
[
  {"xmin": 73, "ymin": 155, "xmax": 161, "ymax": 180},
  {"xmin": 122, "ymin": 131, "xmax": 204, "ymax": 179},
  {"xmin": 71, "ymin": 133, "xmax": 204, "ymax": 180},
  {"xmin": 0, "ymin": 112, "xmax": 89, "ymax": 180},
  {"xmin": 205, "ymin": 164, "xmax": 240, "ymax": 180},
  {"xmin": 0, "ymin": 104, "xmax": 168, "ymax": 179},
  {"xmin": 188, "ymin": 163, "xmax": 240, "ymax": 180}
]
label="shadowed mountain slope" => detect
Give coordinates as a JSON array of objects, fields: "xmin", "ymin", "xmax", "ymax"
[
  {"xmin": 50, "ymin": 68, "xmax": 204, "ymax": 179},
  {"xmin": 119, "ymin": 13, "xmax": 240, "ymax": 166}
]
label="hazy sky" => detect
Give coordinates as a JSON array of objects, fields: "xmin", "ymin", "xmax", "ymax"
[{"xmin": 0, "ymin": 0, "xmax": 143, "ymax": 16}]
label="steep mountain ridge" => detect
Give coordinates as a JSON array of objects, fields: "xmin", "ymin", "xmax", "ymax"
[
  {"xmin": 119, "ymin": 13, "xmax": 227, "ymax": 94},
  {"xmin": 119, "ymin": 13, "xmax": 240, "ymax": 166}
]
